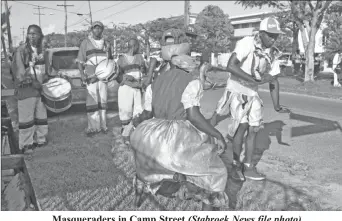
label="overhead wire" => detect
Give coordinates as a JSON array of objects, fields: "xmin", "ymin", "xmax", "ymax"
[
  {"xmin": 100, "ymin": 1, "xmax": 149, "ymax": 21},
  {"xmin": 11, "ymin": 1, "xmax": 83, "ymax": 15},
  {"xmin": 46, "ymin": 1, "xmax": 150, "ymax": 34},
  {"xmin": 92, "ymin": 1, "xmax": 125, "ymax": 14},
  {"xmin": 75, "ymin": 2, "xmax": 86, "ymax": 12},
  {"xmin": 58, "ymin": 1, "xmax": 127, "ymax": 32}
]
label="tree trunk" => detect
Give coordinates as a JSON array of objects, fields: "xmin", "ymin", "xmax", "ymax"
[
  {"xmin": 1, "ymin": 34, "xmax": 8, "ymax": 62},
  {"xmin": 304, "ymin": 27, "xmax": 317, "ymax": 82},
  {"xmin": 291, "ymin": 23, "xmax": 299, "ymax": 61},
  {"xmin": 5, "ymin": 0, "xmax": 13, "ymax": 53},
  {"xmin": 146, "ymin": 36, "xmax": 150, "ymax": 58}
]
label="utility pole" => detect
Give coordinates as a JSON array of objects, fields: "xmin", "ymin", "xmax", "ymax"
[
  {"xmin": 57, "ymin": 1, "xmax": 74, "ymax": 47},
  {"xmin": 21, "ymin": 27, "xmax": 26, "ymax": 42},
  {"xmin": 4, "ymin": 0, "xmax": 13, "ymax": 53},
  {"xmin": 88, "ymin": 0, "xmax": 93, "ymax": 26},
  {"xmin": 33, "ymin": 6, "xmax": 45, "ymax": 26},
  {"xmin": 111, "ymin": 23, "xmax": 117, "ymax": 57},
  {"xmin": 184, "ymin": 0, "xmax": 190, "ymax": 30}
]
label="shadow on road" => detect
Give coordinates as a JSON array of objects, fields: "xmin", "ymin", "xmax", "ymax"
[
  {"xmin": 226, "ymin": 120, "xmax": 292, "ymax": 210},
  {"xmin": 290, "ymin": 112, "xmax": 342, "ymax": 138}
]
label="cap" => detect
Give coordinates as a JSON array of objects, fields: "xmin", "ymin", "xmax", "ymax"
[
  {"xmin": 259, "ymin": 17, "xmax": 284, "ymax": 34},
  {"xmin": 92, "ymin": 21, "xmax": 104, "ymax": 29}
]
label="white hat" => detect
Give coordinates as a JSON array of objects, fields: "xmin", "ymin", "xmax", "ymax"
[{"xmin": 259, "ymin": 17, "xmax": 284, "ymax": 34}]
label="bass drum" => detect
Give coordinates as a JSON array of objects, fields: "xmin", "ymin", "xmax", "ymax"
[
  {"xmin": 41, "ymin": 77, "xmax": 72, "ymax": 113},
  {"xmin": 95, "ymin": 59, "xmax": 118, "ymax": 82}
]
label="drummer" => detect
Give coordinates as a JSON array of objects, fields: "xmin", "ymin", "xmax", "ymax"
[
  {"xmin": 76, "ymin": 21, "xmax": 112, "ymax": 137},
  {"xmin": 11, "ymin": 24, "xmax": 49, "ymax": 153},
  {"xmin": 116, "ymin": 38, "xmax": 146, "ymax": 146}
]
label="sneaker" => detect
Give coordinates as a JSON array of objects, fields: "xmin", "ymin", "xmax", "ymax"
[
  {"xmin": 244, "ymin": 164, "xmax": 266, "ymax": 181},
  {"xmin": 231, "ymin": 164, "xmax": 245, "ymax": 181}
]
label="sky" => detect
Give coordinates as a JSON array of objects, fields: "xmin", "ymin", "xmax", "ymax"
[{"xmin": 4, "ymin": 0, "xmax": 273, "ymax": 46}]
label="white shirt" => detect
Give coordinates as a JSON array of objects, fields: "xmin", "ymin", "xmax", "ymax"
[{"xmin": 227, "ymin": 35, "xmax": 281, "ymax": 96}]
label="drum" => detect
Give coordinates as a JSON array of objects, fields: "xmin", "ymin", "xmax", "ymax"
[
  {"xmin": 41, "ymin": 77, "xmax": 72, "ymax": 113},
  {"xmin": 95, "ymin": 59, "xmax": 118, "ymax": 82}
]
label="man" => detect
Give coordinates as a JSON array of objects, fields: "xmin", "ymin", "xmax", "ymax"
[
  {"xmin": 12, "ymin": 25, "xmax": 49, "ymax": 153},
  {"xmin": 77, "ymin": 21, "xmax": 112, "ymax": 137},
  {"xmin": 210, "ymin": 17, "xmax": 290, "ymax": 181},
  {"xmin": 116, "ymin": 38, "xmax": 146, "ymax": 145},
  {"xmin": 332, "ymin": 52, "xmax": 342, "ymax": 87},
  {"xmin": 293, "ymin": 50, "xmax": 301, "ymax": 75}
]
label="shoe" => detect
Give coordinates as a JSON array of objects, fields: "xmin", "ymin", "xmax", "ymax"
[
  {"xmin": 101, "ymin": 128, "xmax": 109, "ymax": 134},
  {"xmin": 244, "ymin": 164, "xmax": 266, "ymax": 181},
  {"xmin": 231, "ymin": 164, "xmax": 245, "ymax": 181},
  {"xmin": 21, "ymin": 145, "xmax": 34, "ymax": 154},
  {"xmin": 33, "ymin": 140, "xmax": 48, "ymax": 148},
  {"xmin": 85, "ymin": 129, "xmax": 98, "ymax": 137}
]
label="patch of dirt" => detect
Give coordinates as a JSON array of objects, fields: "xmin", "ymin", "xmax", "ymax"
[{"xmin": 20, "ymin": 110, "xmax": 342, "ymax": 211}]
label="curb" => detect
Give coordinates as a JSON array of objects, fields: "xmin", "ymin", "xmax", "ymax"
[{"xmin": 258, "ymin": 88, "xmax": 342, "ymax": 103}]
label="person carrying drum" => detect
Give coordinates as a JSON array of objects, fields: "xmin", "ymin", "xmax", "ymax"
[
  {"xmin": 115, "ymin": 38, "xmax": 146, "ymax": 145},
  {"xmin": 210, "ymin": 17, "xmax": 290, "ymax": 181},
  {"xmin": 77, "ymin": 21, "xmax": 113, "ymax": 137},
  {"xmin": 11, "ymin": 24, "xmax": 49, "ymax": 153}
]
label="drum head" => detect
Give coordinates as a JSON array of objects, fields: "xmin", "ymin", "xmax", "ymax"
[
  {"xmin": 95, "ymin": 59, "xmax": 117, "ymax": 80},
  {"xmin": 42, "ymin": 77, "xmax": 71, "ymax": 99}
]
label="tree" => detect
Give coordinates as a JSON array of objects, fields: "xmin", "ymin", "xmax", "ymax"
[
  {"xmin": 323, "ymin": 1, "xmax": 342, "ymax": 61},
  {"xmin": 1, "ymin": 8, "xmax": 10, "ymax": 62},
  {"xmin": 193, "ymin": 5, "xmax": 234, "ymax": 53},
  {"xmin": 138, "ymin": 16, "xmax": 185, "ymax": 56},
  {"xmin": 236, "ymin": 0, "xmax": 333, "ymax": 82},
  {"xmin": 274, "ymin": 10, "xmax": 300, "ymax": 62}
]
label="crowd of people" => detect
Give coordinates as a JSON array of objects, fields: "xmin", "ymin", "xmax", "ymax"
[{"xmin": 11, "ymin": 17, "xmax": 291, "ymax": 210}]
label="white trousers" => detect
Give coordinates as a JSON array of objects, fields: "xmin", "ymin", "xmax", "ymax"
[
  {"xmin": 86, "ymin": 81, "xmax": 108, "ymax": 132},
  {"xmin": 118, "ymin": 85, "xmax": 143, "ymax": 137},
  {"xmin": 18, "ymin": 97, "xmax": 48, "ymax": 149}
]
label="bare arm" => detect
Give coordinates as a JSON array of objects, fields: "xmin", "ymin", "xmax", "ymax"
[
  {"xmin": 77, "ymin": 40, "xmax": 87, "ymax": 82},
  {"xmin": 132, "ymin": 110, "xmax": 153, "ymax": 127},
  {"xmin": 269, "ymin": 77, "xmax": 280, "ymax": 110},
  {"xmin": 12, "ymin": 47, "xmax": 27, "ymax": 86},
  {"xmin": 186, "ymin": 106, "xmax": 228, "ymax": 140},
  {"xmin": 145, "ymin": 57, "xmax": 157, "ymax": 85},
  {"xmin": 227, "ymin": 52, "xmax": 258, "ymax": 83}
]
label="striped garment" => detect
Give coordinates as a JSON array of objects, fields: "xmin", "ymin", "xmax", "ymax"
[
  {"xmin": 117, "ymin": 54, "xmax": 145, "ymax": 136},
  {"xmin": 77, "ymin": 37, "xmax": 111, "ymax": 133}
]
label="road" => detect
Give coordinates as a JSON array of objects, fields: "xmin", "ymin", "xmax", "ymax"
[
  {"xmin": 202, "ymin": 88, "xmax": 342, "ymax": 181},
  {"xmin": 3, "ymin": 63, "xmax": 342, "ymax": 210}
]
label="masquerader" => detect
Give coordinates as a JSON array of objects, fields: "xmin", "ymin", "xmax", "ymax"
[
  {"xmin": 77, "ymin": 21, "xmax": 113, "ymax": 137},
  {"xmin": 130, "ymin": 29, "xmax": 231, "ymax": 211},
  {"xmin": 11, "ymin": 24, "xmax": 49, "ymax": 153}
]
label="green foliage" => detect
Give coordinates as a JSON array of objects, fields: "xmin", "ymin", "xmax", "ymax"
[
  {"xmin": 323, "ymin": 2, "xmax": 342, "ymax": 60},
  {"xmin": 1, "ymin": 7, "xmax": 11, "ymax": 33},
  {"xmin": 193, "ymin": 5, "xmax": 234, "ymax": 53},
  {"xmin": 274, "ymin": 33, "xmax": 292, "ymax": 53},
  {"xmin": 235, "ymin": 0, "xmax": 286, "ymax": 10},
  {"xmin": 144, "ymin": 17, "xmax": 185, "ymax": 42}
]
